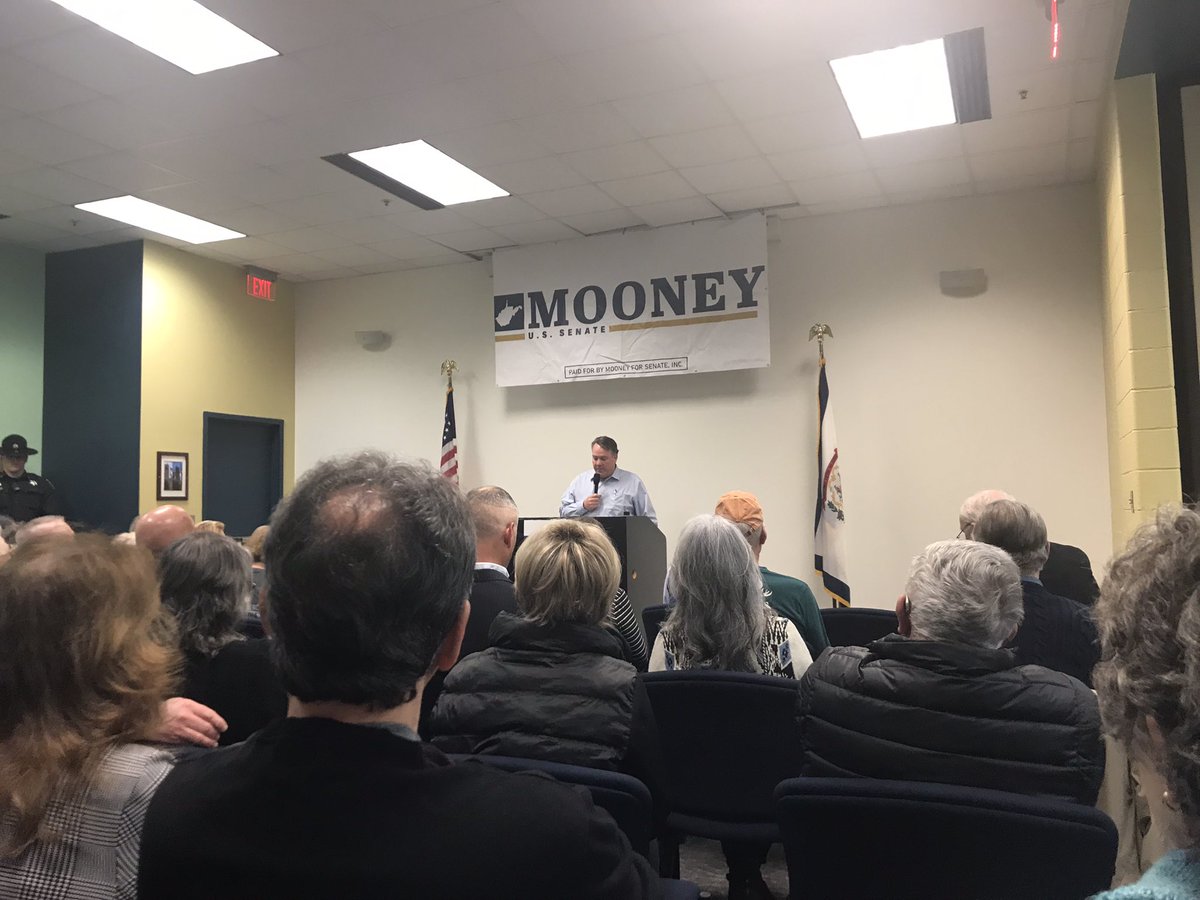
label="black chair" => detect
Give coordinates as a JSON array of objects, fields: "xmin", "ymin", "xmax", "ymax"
[
  {"xmin": 639, "ymin": 670, "xmax": 804, "ymax": 876},
  {"xmin": 819, "ymin": 606, "xmax": 897, "ymax": 647},
  {"xmin": 775, "ymin": 777, "xmax": 1118, "ymax": 900},
  {"xmin": 641, "ymin": 605, "xmax": 670, "ymax": 650},
  {"xmin": 451, "ymin": 754, "xmax": 700, "ymax": 899}
]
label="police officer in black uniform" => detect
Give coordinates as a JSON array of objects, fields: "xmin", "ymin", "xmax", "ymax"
[{"xmin": 0, "ymin": 434, "xmax": 61, "ymax": 523}]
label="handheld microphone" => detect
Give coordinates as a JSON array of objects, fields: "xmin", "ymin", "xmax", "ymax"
[{"xmin": 592, "ymin": 473, "xmax": 601, "ymax": 494}]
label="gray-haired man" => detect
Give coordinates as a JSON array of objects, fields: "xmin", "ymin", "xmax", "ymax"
[{"xmin": 797, "ymin": 539, "xmax": 1103, "ymax": 805}]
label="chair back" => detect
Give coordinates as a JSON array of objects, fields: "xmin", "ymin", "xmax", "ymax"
[
  {"xmin": 819, "ymin": 606, "xmax": 897, "ymax": 647},
  {"xmin": 641, "ymin": 605, "xmax": 670, "ymax": 650},
  {"xmin": 450, "ymin": 754, "xmax": 654, "ymax": 857},
  {"xmin": 775, "ymin": 777, "xmax": 1118, "ymax": 900},
  {"xmin": 640, "ymin": 670, "xmax": 802, "ymax": 838}
]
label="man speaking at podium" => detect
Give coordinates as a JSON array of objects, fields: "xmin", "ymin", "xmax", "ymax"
[{"xmin": 560, "ymin": 436, "xmax": 657, "ymax": 525}]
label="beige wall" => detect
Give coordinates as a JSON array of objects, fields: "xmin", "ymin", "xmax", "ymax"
[
  {"xmin": 1097, "ymin": 74, "xmax": 1181, "ymax": 551},
  {"xmin": 294, "ymin": 185, "xmax": 1112, "ymax": 608},
  {"xmin": 139, "ymin": 241, "xmax": 296, "ymax": 522}
]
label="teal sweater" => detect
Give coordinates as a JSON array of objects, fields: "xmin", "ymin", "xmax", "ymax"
[{"xmin": 1092, "ymin": 851, "xmax": 1200, "ymax": 900}]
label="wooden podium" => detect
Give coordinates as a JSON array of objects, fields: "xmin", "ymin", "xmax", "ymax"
[{"xmin": 516, "ymin": 516, "xmax": 667, "ymax": 640}]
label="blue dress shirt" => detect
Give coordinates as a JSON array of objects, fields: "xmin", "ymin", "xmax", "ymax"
[{"xmin": 559, "ymin": 467, "xmax": 657, "ymax": 524}]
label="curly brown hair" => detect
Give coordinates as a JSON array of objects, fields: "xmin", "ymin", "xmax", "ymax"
[
  {"xmin": 1093, "ymin": 505, "xmax": 1200, "ymax": 842},
  {"xmin": 0, "ymin": 535, "xmax": 179, "ymax": 856}
]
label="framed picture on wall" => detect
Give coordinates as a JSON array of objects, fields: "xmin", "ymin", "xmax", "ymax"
[{"xmin": 157, "ymin": 451, "xmax": 189, "ymax": 501}]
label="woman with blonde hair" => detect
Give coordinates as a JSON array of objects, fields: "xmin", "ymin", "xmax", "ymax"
[
  {"xmin": 1091, "ymin": 507, "xmax": 1200, "ymax": 899},
  {"xmin": 429, "ymin": 518, "xmax": 664, "ymax": 804},
  {"xmin": 0, "ymin": 535, "xmax": 178, "ymax": 898}
]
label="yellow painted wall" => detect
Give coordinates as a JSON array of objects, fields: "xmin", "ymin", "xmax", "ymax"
[
  {"xmin": 139, "ymin": 241, "xmax": 295, "ymax": 523},
  {"xmin": 1097, "ymin": 74, "xmax": 1181, "ymax": 551}
]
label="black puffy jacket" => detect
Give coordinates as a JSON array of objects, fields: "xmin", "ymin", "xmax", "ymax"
[
  {"xmin": 428, "ymin": 613, "xmax": 665, "ymax": 809},
  {"xmin": 797, "ymin": 635, "xmax": 1105, "ymax": 804}
]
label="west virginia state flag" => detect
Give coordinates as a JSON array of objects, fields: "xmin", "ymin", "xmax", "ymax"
[{"xmin": 814, "ymin": 358, "xmax": 850, "ymax": 606}]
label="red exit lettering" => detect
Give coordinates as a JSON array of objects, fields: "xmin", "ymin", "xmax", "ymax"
[{"xmin": 246, "ymin": 274, "xmax": 276, "ymax": 300}]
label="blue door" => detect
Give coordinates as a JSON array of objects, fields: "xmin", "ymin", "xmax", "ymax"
[{"xmin": 202, "ymin": 412, "xmax": 283, "ymax": 537}]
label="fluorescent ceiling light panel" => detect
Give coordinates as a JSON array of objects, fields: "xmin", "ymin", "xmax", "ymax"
[
  {"xmin": 830, "ymin": 38, "xmax": 957, "ymax": 139},
  {"xmin": 348, "ymin": 141, "xmax": 509, "ymax": 206},
  {"xmin": 75, "ymin": 196, "xmax": 244, "ymax": 244},
  {"xmin": 47, "ymin": 0, "xmax": 277, "ymax": 74}
]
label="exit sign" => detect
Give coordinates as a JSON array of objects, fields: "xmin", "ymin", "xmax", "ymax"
[{"xmin": 246, "ymin": 274, "xmax": 276, "ymax": 300}]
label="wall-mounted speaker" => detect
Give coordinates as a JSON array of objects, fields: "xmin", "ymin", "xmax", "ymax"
[
  {"xmin": 939, "ymin": 268, "xmax": 988, "ymax": 298},
  {"xmin": 355, "ymin": 331, "xmax": 392, "ymax": 351}
]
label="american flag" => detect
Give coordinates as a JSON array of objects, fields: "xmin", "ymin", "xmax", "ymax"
[{"xmin": 440, "ymin": 384, "xmax": 458, "ymax": 484}]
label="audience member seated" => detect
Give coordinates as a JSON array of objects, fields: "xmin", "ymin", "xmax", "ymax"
[
  {"xmin": 650, "ymin": 513, "xmax": 812, "ymax": 900},
  {"xmin": 714, "ymin": 491, "xmax": 829, "ymax": 659},
  {"xmin": 462, "ymin": 486, "xmax": 521, "ymax": 658},
  {"xmin": 135, "ymin": 505, "xmax": 194, "ymax": 558},
  {"xmin": 798, "ymin": 540, "xmax": 1104, "ymax": 805},
  {"xmin": 137, "ymin": 453, "xmax": 657, "ymax": 899},
  {"xmin": 650, "ymin": 514, "xmax": 813, "ymax": 677},
  {"xmin": 611, "ymin": 586, "xmax": 649, "ymax": 669},
  {"xmin": 242, "ymin": 524, "xmax": 269, "ymax": 598},
  {"xmin": 972, "ymin": 499, "xmax": 1100, "ymax": 686},
  {"xmin": 0, "ymin": 536, "xmax": 177, "ymax": 898},
  {"xmin": 194, "ymin": 519, "xmax": 225, "ymax": 535},
  {"xmin": 158, "ymin": 532, "xmax": 286, "ymax": 745},
  {"xmin": 13, "ymin": 514, "xmax": 73, "ymax": 545},
  {"xmin": 959, "ymin": 488, "xmax": 1100, "ymax": 605},
  {"xmin": 428, "ymin": 518, "xmax": 665, "ymax": 812},
  {"xmin": 1091, "ymin": 506, "xmax": 1200, "ymax": 899}
]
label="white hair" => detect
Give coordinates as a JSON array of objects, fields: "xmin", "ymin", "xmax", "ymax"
[
  {"xmin": 906, "ymin": 540, "xmax": 1024, "ymax": 649},
  {"xmin": 972, "ymin": 499, "xmax": 1050, "ymax": 578},
  {"xmin": 958, "ymin": 489, "xmax": 1014, "ymax": 538}
]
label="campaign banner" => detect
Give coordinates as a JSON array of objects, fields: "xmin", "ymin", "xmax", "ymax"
[{"xmin": 492, "ymin": 214, "xmax": 769, "ymax": 386}]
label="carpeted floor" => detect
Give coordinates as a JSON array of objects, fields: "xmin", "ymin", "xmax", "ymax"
[{"xmin": 677, "ymin": 837, "xmax": 790, "ymax": 899}]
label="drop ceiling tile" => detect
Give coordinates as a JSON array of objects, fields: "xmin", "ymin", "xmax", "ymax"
[
  {"xmin": 264, "ymin": 190, "xmax": 398, "ymax": 226},
  {"xmin": 58, "ymin": 154, "xmax": 191, "ymax": 193},
  {"xmin": 674, "ymin": 16, "xmax": 825, "ymax": 81},
  {"xmin": 612, "ymin": 84, "xmax": 735, "ymax": 139},
  {"xmin": 1071, "ymin": 58, "xmax": 1112, "ymax": 103},
  {"xmin": 455, "ymin": 60, "xmax": 602, "ymax": 122},
  {"xmin": 558, "ymin": 208, "xmax": 645, "ymax": 235},
  {"xmin": 680, "ymin": 157, "xmax": 779, "ymax": 195},
  {"xmin": 861, "ymin": 126, "xmax": 964, "ymax": 168},
  {"xmin": 790, "ymin": 171, "xmax": 884, "ymax": 206},
  {"xmin": 0, "ymin": 182, "xmax": 61, "ymax": 215},
  {"xmin": 430, "ymin": 121, "xmax": 551, "ymax": 170},
  {"xmin": 525, "ymin": 184, "xmax": 621, "ymax": 218},
  {"xmin": 42, "ymin": 97, "xmax": 192, "ymax": 151},
  {"xmin": 451, "ymin": 197, "xmax": 547, "ymax": 229},
  {"xmin": 744, "ymin": 105, "xmax": 860, "ymax": 155},
  {"xmin": 512, "ymin": 0, "xmax": 672, "ymax": 55},
  {"xmin": 12, "ymin": 28, "xmax": 191, "ymax": 98},
  {"xmin": 21, "ymin": 204, "xmax": 130, "ymax": 235},
  {"xmin": 768, "ymin": 142, "xmax": 870, "ymax": 182},
  {"xmin": 310, "ymin": 245, "xmax": 409, "ymax": 269},
  {"xmin": 649, "ymin": 124, "xmax": 760, "ymax": 169},
  {"xmin": 804, "ymin": 196, "xmax": 888, "ymax": 217},
  {"xmin": 251, "ymin": 253, "xmax": 350, "ymax": 277},
  {"xmin": 0, "ymin": 116, "xmax": 113, "ymax": 166},
  {"xmin": 1068, "ymin": 100, "xmax": 1101, "ymax": 140},
  {"xmin": 260, "ymin": 227, "xmax": 353, "ymax": 253},
  {"xmin": 134, "ymin": 137, "xmax": 264, "ymax": 180},
  {"xmin": 200, "ymin": 236, "xmax": 294, "ymax": 260},
  {"xmin": 629, "ymin": 196, "xmax": 723, "ymax": 228},
  {"xmin": 319, "ymin": 216, "xmax": 411, "ymax": 244},
  {"xmin": 974, "ymin": 173, "xmax": 1065, "ymax": 196},
  {"xmin": 368, "ymin": 233, "xmax": 471, "ymax": 260},
  {"xmin": 713, "ymin": 62, "xmax": 845, "ymax": 121},
  {"xmin": 304, "ymin": 266, "xmax": 360, "ymax": 282},
  {"xmin": 204, "ymin": 0, "xmax": 387, "ymax": 54},
  {"xmin": 352, "ymin": 260, "xmax": 417, "ymax": 276},
  {"xmin": 476, "ymin": 156, "xmax": 589, "ymax": 195},
  {"xmin": 0, "ymin": 217, "xmax": 69, "ymax": 243},
  {"xmin": 1067, "ymin": 138, "xmax": 1096, "ymax": 175},
  {"xmin": 562, "ymin": 142, "xmax": 670, "ymax": 182},
  {"xmin": 516, "ymin": 105, "xmax": 641, "ymax": 155},
  {"xmin": 773, "ymin": 205, "xmax": 811, "ymax": 220},
  {"xmin": 116, "ymin": 81, "xmax": 267, "ymax": 140},
  {"xmin": 381, "ymin": 207, "xmax": 486, "ymax": 235},
  {"xmin": 33, "ymin": 234, "xmax": 105, "ymax": 253},
  {"xmin": 875, "ymin": 156, "xmax": 973, "ymax": 193},
  {"xmin": 598, "ymin": 171, "xmax": 696, "ymax": 206},
  {"xmin": 10, "ymin": 167, "xmax": 113, "ymax": 205},
  {"xmin": 988, "ymin": 65, "xmax": 1074, "ymax": 118},
  {"xmin": 563, "ymin": 35, "xmax": 706, "ymax": 102},
  {"xmin": 962, "ymin": 107, "xmax": 1070, "ymax": 156},
  {"xmin": 885, "ymin": 184, "xmax": 973, "ymax": 207},
  {"xmin": 211, "ymin": 206, "xmax": 305, "ymax": 236},
  {"xmin": 1077, "ymin": 2, "xmax": 1120, "ymax": 61},
  {"xmin": 706, "ymin": 183, "xmax": 798, "ymax": 214},
  {"xmin": 433, "ymin": 229, "xmax": 514, "ymax": 253},
  {"xmin": 969, "ymin": 143, "xmax": 1067, "ymax": 180},
  {"xmin": 408, "ymin": 252, "xmax": 478, "ymax": 270},
  {"xmin": 0, "ymin": 147, "xmax": 40, "ymax": 177},
  {"xmin": 0, "ymin": 3, "xmax": 83, "ymax": 49},
  {"xmin": 0, "ymin": 56, "xmax": 100, "ymax": 113},
  {"xmin": 492, "ymin": 219, "xmax": 582, "ymax": 244},
  {"xmin": 139, "ymin": 181, "xmax": 260, "ymax": 218}
]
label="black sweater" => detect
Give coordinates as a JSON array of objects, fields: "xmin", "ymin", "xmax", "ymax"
[{"xmin": 797, "ymin": 635, "xmax": 1105, "ymax": 804}]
